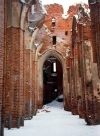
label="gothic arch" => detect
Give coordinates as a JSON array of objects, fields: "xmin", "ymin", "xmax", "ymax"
[
  {"xmin": 36, "ymin": 49, "xmax": 68, "ymax": 108},
  {"xmin": 20, "ymin": 1, "xmax": 32, "ymax": 30}
]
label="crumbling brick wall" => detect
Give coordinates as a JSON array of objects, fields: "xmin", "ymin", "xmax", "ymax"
[
  {"xmin": 35, "ymin": 3, "xmax": 89, "ymax": 111},
  {"xmin": 2, "ymin": 0, "xmax": 100, "ymax": 132},
  {"xmin": 44, "ymin": 3, "xmax": 83, "ymax": 46},
  {"xmin": 70, "ymin": 3, "xmax": 100, "ymax": 125},
  {"xmin": 2, "ymin": 0, "xmax": 45, "ymax": 129},
  {"xmin": 3, "ymin": 0, "xmax": 37, "ymax": 129},
  {"xmin": 89, "ymin": 0, "xmax": 100, "ymax": 124}
]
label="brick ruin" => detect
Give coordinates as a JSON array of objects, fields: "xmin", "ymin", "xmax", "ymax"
[{"xmin": 0, "ymin": 0, "xmax": 100, "ymax": 135}]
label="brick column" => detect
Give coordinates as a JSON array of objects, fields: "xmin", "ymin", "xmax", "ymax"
[
  {"xmin": 0, "ymin": 0, "xmax": 5, "ymax": 135},
  {"xmin": 24, "ymin": 48, "xmax": 34, "ymax": 119},
  {"xmin": 4, "ymin": 27, "xmax": 24, "ymax": 128},
  {"xmin": 64, "ymin": 62, "xmax": 71, "ymax": 111},
  {"xmin": 11, "ymin": 27, "xmax": 24, "ymax": 128},
  {"xmin": 73, "ymin": 43, "xmax": 79, "ymax": 115},
  {"xmin": 0, "ymin": 0, "xmax": 4, "ymax": 135},
  {"xmin": 70, "ymin": 56, "xmax": 76, "ymax": 115},
  {"xmin": 19, "ymin": 29, "xmax": 24, "ymax": 126}
]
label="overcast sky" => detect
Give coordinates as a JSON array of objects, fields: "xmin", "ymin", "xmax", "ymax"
[{"xmin": 42, "ymin": 0, "xmax": 88, "ymax": 13}]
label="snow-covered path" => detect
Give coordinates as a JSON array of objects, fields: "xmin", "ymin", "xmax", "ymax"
[{"xmin": 5, "ymin": 100, "xmax": 100, "ymax": 136}]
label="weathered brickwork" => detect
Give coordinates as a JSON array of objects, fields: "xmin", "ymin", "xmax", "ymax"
[
  {"xmin": 24, "ymin": 49, "xmax": 35, "ymax": 118},
  {"xmin": 70, "ymin": 6, "xmax": 92, "ymax": 123},
  {"xmin": 68, "ymin": 3, "xmax": 100, "ymax": 125},
  {"xmin": 44, "ymin": 4, "xmax": 79, "ymax": 46},
  {"xmin": 1, "ymin": 0, "xmax": 100, "ymax": 134},
  {"xmin": 3, "ymin": 27, "xmax": 24, "ymax": 128},
  {"xmin": 0, "ymin": 0, "xmax": 4, "ymax": 135},
  {"xmin": 88, "ymin": 0, "xmax": 100, "ymax": 124},
  {"xmin": 1, "ymin": 0, "xmax": 44, "ymax": 130},
  {"xmin": 33, "ymin": 3, "xmax": 80, "ymax": 109},
  {"xmin": 0, "ymin": 0, "xmax": 5, "ymax": 135}
]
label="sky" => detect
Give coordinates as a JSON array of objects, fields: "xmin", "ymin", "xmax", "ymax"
[{"xmin": 42, "ymin": 0, "xmax": 88, "ymax": 14}]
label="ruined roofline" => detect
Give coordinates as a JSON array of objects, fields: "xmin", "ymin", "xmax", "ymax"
[{"xmin": 88, "ymin": 0, "xmax": 100, "ymax": 5}]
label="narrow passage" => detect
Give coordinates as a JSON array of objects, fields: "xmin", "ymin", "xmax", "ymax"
[{"xmin": 5, "ymin": 97, "xmax": 100, "ymax": 136}]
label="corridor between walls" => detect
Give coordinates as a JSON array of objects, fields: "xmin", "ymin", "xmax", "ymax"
[{"xmin": 5, "ymin": 98, "xmax": 100, "ymax": 136}]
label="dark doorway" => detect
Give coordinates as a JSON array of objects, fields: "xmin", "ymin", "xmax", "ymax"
[{"xmin": 43, "ymin": 56, "xmax": 63, "ymax": 105}]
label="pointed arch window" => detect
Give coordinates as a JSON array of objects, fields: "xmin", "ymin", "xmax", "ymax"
[{"xmin": 52, "ymin": 18, "xmax": 56, "ymax": 27}]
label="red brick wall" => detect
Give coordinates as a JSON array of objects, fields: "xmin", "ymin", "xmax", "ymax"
[
  {"xmin": 67, "ymin": 4, "xmax": 88, "ymax": 17},
  {"xmin": 12, "ymin": 27, "xmax": 24, "ymax": 127},
  {"xmin": 2, "ymin": 0, "xmax": 99, "ymax": 131},
  {"xmin": 43, "ymin": 3, "xmax": 85, "ymax": 51},
  {"xmin": 89, "ymin": 1, "xmax": 100, "ymax": 124},
  {"xmin": 44, "ymin": 4, "xmax": 69, "ymax": 45},
  {"xmin": 0, "ymin": 0, "xmax": 4, "ymax": 133},
  {"xmin": 24, "ymin": 49, "xmax": 34, "ymax": 118},
  {"xmin": 0, "ymin": 0, "xmax": 45, "ymax": 130},
  {"xmin": 69, "ymin": 4, "xmax": 100, "ymax": 124},
  {"xmin": 4, "ymin": 27, "xmax": 24, "ymax": 128},
  {"xmin": 4, "ymin": 28, "xmax": 12, "ymax": 123},
  {"xmin": 37, "ymin": 4, "xmax": 86, "ymax": 112}
]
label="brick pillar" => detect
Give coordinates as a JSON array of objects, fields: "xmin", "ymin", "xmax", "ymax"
[
  {"xmin": 24, "ymin": 49, "xmax": 34, "ymax": 119},
  {"xmin": 4, "ymin": 27, "xmax": 24, "ymax": 128},
  {"xmin": 35, "ymin": 60, "xmax": 40, "ymax": 109},
  {"xmin": 81, "ymin": 46, "xmax": 86, "ymax": 119},
  {"xmin": 89, "ymin": 3, "xmax": 100, "ymax": 125},
  {"xmin": 64, "ymin": 66, "xmax": 71, "ymax": 111},
  {"xmin": 4, "ymin": 28, "xmax": 13, "ymax": 128},
  {"xmin": 96, "ymin": 14, "xmax": 100, "ymax": 79},
  {"xmin": 90, "ymin": 23, "xmax": 97, "ymax": 63},
  {"xmin": 73, "ymin": 43, "xmax": 79, "ymax": 115},
  {"xmin": 89, "ymin": 5, "xmax": 97, "ymax": 63},
  {"xmin": 32, "ymin": 52, "xmax": 37, "ymax": 115},
  {"xmin": 30, "ymin": 50, "xmax": 34, "ymax": 117},
  {"xmin": 0, "ymin": 0, "xmax": 4, "ymax": 135},
  {"xmin": 11, "ymin": 27, "xmax": 24, "ymax": 128},
  {"xmin": 78, "ymin": 25, "xmax": 87, "ymax": 120},
  {"xmin": 19, "ymin": 29, "xmax": 24, "ymax": 126},
  {"xmin": 70, "ymin": 56, "xmax": 77, "ymax": 115},
  {"xmin": 76, "ymin": 39, "xmax": 84, "ymax": 118}
]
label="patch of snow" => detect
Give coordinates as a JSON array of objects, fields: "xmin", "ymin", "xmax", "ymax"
[
  {"xmin": 62, "ymin": 14, "xmax": 69, "ymax": 19},
  {"xmin": 20, "ymin": 0, "xmax": 25, "ymax": 4},
  {"xmin": 58, "ymin": 94, "xmax": 63, "ymax": 99},
  {"xmin": 74, "ymin": 15, "xmax": 78, "ymax": 22},
  {"xmin": 4, "ymin": 99, "xmax": 100, "ymax": 136}
]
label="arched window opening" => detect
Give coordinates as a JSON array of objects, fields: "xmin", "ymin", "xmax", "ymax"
[
  {"xmin": 52, "ymin": 18, "xmax": 56, "ymax": 27},
  {"xmin": 43, "ymin": 56, "xmax": 63, "ymax": 105}
]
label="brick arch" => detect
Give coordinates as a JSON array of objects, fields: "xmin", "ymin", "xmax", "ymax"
[
  {"xmin": 20, "ymin": 0, "xmax": 35, "ymax": 30},
  {"xmin": 20, "ymin": 4, "xmax": 31, "ymax": 30},
  {"xmin": 36, "ymin": 49, "xmax": 68, "ymax": 108}
]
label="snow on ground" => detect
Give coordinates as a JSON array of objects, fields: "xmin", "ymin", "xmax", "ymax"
[
  {"xmin": 5, "ymin": 99, "xmax": 100, "ymax": 136},
  {"xmin": 57, "ymin": 94, "xmax": 63, "ymax": 99}
]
